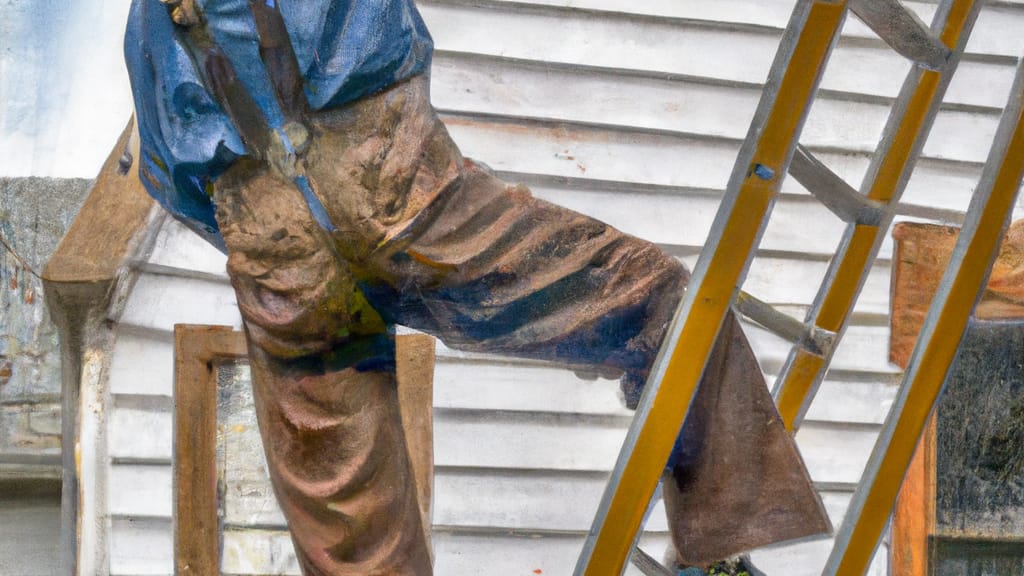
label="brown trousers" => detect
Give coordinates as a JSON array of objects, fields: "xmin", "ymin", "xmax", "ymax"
[{"xmin": 212, "ymin": 76, "xmax": 828, "ymax": 574}]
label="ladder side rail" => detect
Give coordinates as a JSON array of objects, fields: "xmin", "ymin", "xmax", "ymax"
[
  {"xmin": 824, "ymin": 54, "xmax": 1024, "ymax": 576},
  {"xmin": 772, "ymin": 0, "xmax": 984, "ymax": 430},
  {"xmin": 574, "ymin": 2, "xmax": 849, "ymax": 574}
]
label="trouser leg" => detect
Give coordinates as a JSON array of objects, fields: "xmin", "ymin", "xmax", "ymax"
[
  {"xmin": 212, "ymin": 74, "xmax": 829, "ymax": 571},
  {"xmin": 297, "ymin": 76, "xmax": 830, "ymax": 565},
  {"xmin": 213, "ymin": 162, "xmax": 431, "ymax": 576},
  {"xmin": 358, "ymin": 163, "xmax": 831, "ymax": 566}
]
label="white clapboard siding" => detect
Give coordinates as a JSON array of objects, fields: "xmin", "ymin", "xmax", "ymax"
[
  {"xmin": 433, "ymin": 53, "xmax": 1003, "ymax": 163},
  {"xmin": 106, "ymin": 390, "xmax": 878, "ymax": 490},
  {"xmin": 98, "ymin": 0, "xmax": 1024, "ymax": 573},
  {"xmin": 110, "ymin": 518, "xmax": 891, "ymax": 576},
  {"xmin": 420, "ymin": 0, "xmax": 1023, "ymax": 105}
]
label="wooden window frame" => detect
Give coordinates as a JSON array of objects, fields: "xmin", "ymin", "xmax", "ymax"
[{"xmin": 173, "ymin": 325, "xmax": 435, "ymax": 575}]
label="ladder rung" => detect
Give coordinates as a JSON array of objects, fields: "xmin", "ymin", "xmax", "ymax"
[
  {"xmin": 850, "ymin": 0, "xmax": 951, "ymax": 70},
  {"xmin": 630, "ymin": 547, "xmax": 675, "ymax": 576},
  {"xmin": 736, "ymin": 291, "xmax": 834, "ymax": 356},
  {"xmin": 773, "ymin": 0, "xmax": 983, "ymax": 432},
  {"xmin": 790, "ymin": 145, "xmax": 885, "ymax": 226}
]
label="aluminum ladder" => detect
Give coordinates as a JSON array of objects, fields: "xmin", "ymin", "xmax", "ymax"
[{"xmin": 573, "ymin": 0, "xmax": 1024, "ymax": 574}]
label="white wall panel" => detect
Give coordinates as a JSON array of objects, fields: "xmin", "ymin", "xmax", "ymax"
[{"xmin": 86, "ymin": 0, "xmax": 1024, "ymax": 573}]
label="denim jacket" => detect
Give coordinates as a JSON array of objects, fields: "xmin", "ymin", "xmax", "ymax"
[{"xmin": 124, "ymin": 0, "xmax": 433, "ymax": 250}]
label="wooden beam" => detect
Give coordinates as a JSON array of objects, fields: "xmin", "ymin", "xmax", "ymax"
[
  {"xmin": 395, "ymin": 334, "xmax": 437, "ymax": 553},
  {"xmin": 173, "ymin": 325, "xmax": 247, "ymax": 576},
  {"xmin": 43, "ymin": 119, "xmax": 156, "ymax": 286}
]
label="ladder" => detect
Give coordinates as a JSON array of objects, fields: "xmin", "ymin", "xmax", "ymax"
[{"xmin": 574, "ymin": 0, "xmax": 1024, "ymax": 574}]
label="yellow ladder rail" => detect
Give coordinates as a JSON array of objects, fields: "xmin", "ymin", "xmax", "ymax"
[
  {"xmin": 826, "ymin": 54, "xmax": 1024, "ymax": 576},
  {"xmin": 574, "ymin": 2, "xmax": 849, "ymax": 573},
  {"xmin": 577, "ymin": 0, "xmax": 998, "ymax": 573}
]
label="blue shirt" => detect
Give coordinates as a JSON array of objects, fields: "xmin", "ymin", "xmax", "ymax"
[{"xmin": 124, "ymin": 0, "xmax": 434, "ymax": 250}]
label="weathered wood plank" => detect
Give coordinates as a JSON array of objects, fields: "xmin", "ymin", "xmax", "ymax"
[
  {"xmin": 174, "ymin": 325, "xmax": 247, "ymax": 576},
  {"xmin": 396, "ymin": 334, "xmax": 437, "ymax": 543},
  {"xmin": 890, "ymin": 417, "xmax": 936, "ymax": 576}
]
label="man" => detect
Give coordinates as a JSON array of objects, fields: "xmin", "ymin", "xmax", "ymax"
[{"xmin": 125, "ymin": 1, "xmax": 829, "ymax": 573}]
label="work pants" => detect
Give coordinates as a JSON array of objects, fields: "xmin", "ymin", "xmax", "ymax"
[{"xmin": 212, "ymin": 75, "xmax": 828, "ymax": 575}]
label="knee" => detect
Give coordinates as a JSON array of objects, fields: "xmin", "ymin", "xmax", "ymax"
[{"xmin": 214, "ymin": 166, "xmax": 388, "ymax": 358}]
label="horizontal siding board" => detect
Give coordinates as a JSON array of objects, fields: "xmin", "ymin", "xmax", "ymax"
[
  {"xmin": 969, "ymin": 4, "xmax": 1024, "ymax": 58},
  {"xmin": 108, "ymin": 403, "xmax": 172, "ymax": 463},
  {"xmin": 221, "ymin": 529, "xmax": 301, "ymax": 576},
  {"xmin": 434, "ymin": 410, "xmax": 628, "ymax": 472},
  {"xmin": 434, "ymin": 52, "xmax": 1002, "ymax": 163},
  {"xmin": 460, "ymin": 0, "xmax": 801, "ymax": 28},
  {"xmin": 106, "ymin": 401, "xmax": 879, "ymax": 485},
  {"xmin": 108, "ymin": 329, "xmax": 174, "ymax": 397},
  {"xmin": 220, "ymin": 530, "xmax": 673, "ymax": 576},
  {"xmin": 743, "ymin": 322, "xmax": 896, "ymax": 375},
  {"xmin": 422, "ymin": 3, "xmax": 781, "ymax": 87},
  {"xmin": 423, "ymin": 1, "xmax": 1023, "ymax": 105},
  {"xmin": 445, "ymin": 115, "xmax": 741, "ymax": 192},
  {"xmin": 795, "ymin": 423, "xmax": 879, "ymax": 486},
  {"xmin": 529, "ymin": 184, "xmax": 848, "ymax": 257},
  {"xmin": 144, "ymin": 217, "xmax": 228, "ymax": 279},
  {"xmin": 435, "ymin": 358, "xmax": 898, "ymax": 425},
  {"xmin": 749, "ymin": 536, "xmax": 888, "ymax": 576},
  {"xmin": 118, "ymin": 272, "xmax": 241, "ymax": 333},
  {"xmin": 109, "ymin": 522, "xmax": 887, "ymax": 576},
  {"xmin": 746, "ymin": 255, "xmax": 891, "ymax": 316},
  {"xmin": 109, "ymin": 518, "xmax": 173, "ymax": 576},
  {"xmin": 801, "ymin": 378, "xmax": 897, "ymax": 426}
]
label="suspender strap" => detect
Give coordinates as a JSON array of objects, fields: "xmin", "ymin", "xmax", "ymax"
[
  {"xmin": 162, "ymin": 0, "xmax": 338, "ymax": 232},
  {"xmin": 247, "ymin": 0, "xmax": 310, "ymax": 124}
]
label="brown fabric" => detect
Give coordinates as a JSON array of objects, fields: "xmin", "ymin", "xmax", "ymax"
[
  {"xmin": 212, "ymin": 74, "xmax": 829, "ymax": 573},
  {"xmin": 248, "ymin": 345, "xmax": 429, "ymax": 576},
  {"xmin": 665, "ymin": 313, "xmax": 832, "ymax": 566}
]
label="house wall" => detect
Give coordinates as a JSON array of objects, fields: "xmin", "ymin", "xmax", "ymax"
[{"xmin": 5, "ymin": 0, "xmax": 1024, "ymax": 574}]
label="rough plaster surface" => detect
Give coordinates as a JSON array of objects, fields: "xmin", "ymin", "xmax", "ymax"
[{"xmin": 0, "ymin": 176, "xmax": 91, "ymax": 454}]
